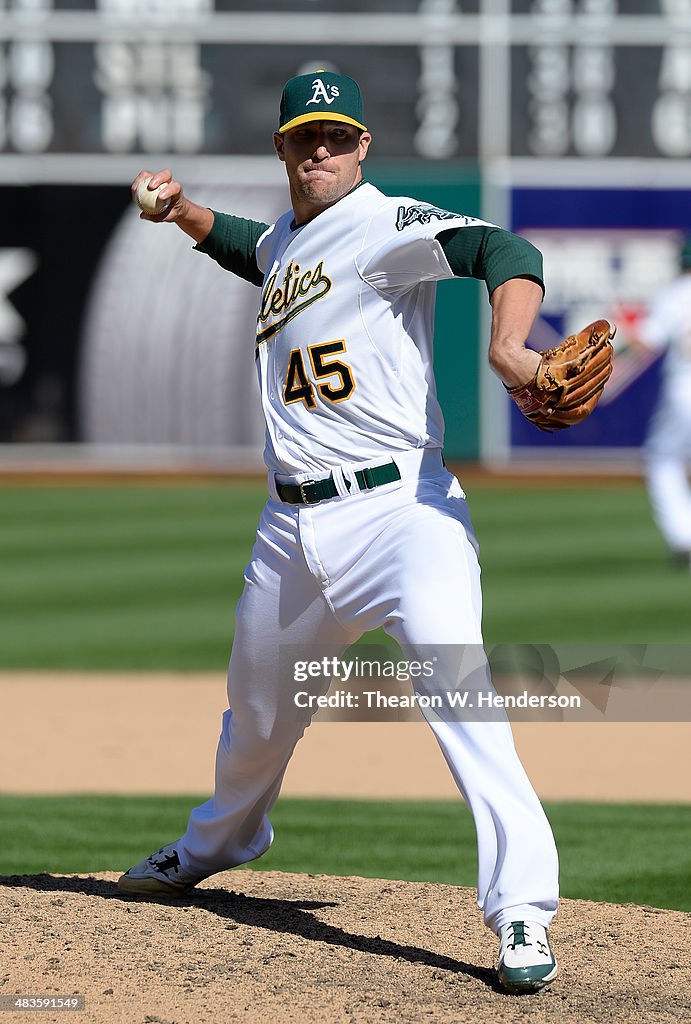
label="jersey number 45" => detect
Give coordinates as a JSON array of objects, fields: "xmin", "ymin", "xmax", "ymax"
[{"xmin": 283, "ymin": 340, "xmax": 355, "ymax": 409}]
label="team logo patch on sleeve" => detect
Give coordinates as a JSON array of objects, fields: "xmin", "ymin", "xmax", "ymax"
[{"xmin": 395, "ymin": 205, "xmax": 477, "ymax": 231}]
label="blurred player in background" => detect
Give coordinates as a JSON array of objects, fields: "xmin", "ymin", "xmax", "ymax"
[{"xmin": 631, "ymin": 236, "xmax": 691, "ymax": 568}]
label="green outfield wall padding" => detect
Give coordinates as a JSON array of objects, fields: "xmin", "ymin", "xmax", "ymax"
[{"xmin": 368, "ymin": 162, "xmax": 483, "ymax": 461}]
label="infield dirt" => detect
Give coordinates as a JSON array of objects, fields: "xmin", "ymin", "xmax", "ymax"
[
  {"xmin": 2, "ymin": 869, "xmax": 689, "ymax": 1024},
  {"xmin": 1, "ymin": 673, "xmax": 690, "ymax": 801},
  {"xmin": 2, "ymin": 674, "xmax": 690, "ymax": 1022}
]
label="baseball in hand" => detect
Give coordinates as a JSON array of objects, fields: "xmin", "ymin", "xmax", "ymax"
[{"xmin": 135, "ymin": 177, "xmax": 171, "ymax": 215}]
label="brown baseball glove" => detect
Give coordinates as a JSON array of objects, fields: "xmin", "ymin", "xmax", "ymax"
[{"xmin": 506, "ymin": 319, "xmax": 616, "ymax": 432}]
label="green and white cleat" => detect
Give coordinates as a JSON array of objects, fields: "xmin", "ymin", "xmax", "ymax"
[{"xmin": 497, "ymin": 920, "xmax": 558, "ymax": 993}]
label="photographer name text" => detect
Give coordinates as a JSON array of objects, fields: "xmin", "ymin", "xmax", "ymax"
[{"xmin": 293, "ymin": 690, "xmax": 582, "ymax": 710}]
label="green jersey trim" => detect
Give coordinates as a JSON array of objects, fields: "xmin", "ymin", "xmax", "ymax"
[
  {"xmin": 194, "ymin": 212, "xmax": 268, "ymax": 287},
  {"xmin": 438, "ymin": 226, "xmax": 545, "ymax": 297}
]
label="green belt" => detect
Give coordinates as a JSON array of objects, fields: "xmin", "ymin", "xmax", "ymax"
[{"xmin": 276, "ymin": 460, "xmax": 401, "ymax": 505}]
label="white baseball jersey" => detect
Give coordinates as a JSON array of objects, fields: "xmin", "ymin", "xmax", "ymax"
[
  {"xmin": 639, "ymin": 272, "xmax": 691, "ymax": 552},
  {"xmin": 639, "ymin": 273, "xmax": 691, "ymax": 384},
  {"xmin": 254, "ymin": 182, "xmax": 491, "ymax": 475}
]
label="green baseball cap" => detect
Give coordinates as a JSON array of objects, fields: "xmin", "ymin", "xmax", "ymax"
[{"xmin": 278, "ymin": 70, "xmax": 367, "ymax": 134}]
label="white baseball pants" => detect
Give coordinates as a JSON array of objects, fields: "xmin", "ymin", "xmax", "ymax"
[
  {"xmin": 644, "ymin": 377, "xmax": 691, "ymax": 552},
  {"xmin": 177, "ymin": 451, "xmax": 559, "ymax": 933}
]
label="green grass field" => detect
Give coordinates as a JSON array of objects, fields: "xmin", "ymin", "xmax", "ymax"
[
  {"xmin": 0, "ymin": 479, "xmax": 688, "ymax": 669},
  {"xmin": 0, "ymin": 795, "xmax": 688, "ymax": 912},
  {"xmin": 1, "ymin": 480, "xmax": 688, "ymax": 915}
]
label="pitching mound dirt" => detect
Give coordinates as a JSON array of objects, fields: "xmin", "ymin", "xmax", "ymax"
[{"xmin": 1, "ymin": 871, "xmax": 689, "ymax": 1024}]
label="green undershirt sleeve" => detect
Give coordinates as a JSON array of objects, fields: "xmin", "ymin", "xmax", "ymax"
[
  {"xmin": 193, "ymin": 211, "xmax": 269, "ymax": 287},
  {"xmin": 438, "ymin": 225, "xmax": 545, "ymax": 298}
]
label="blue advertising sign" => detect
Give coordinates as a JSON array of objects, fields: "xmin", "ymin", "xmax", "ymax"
[{"xmin": 510, "ymin": 187, "xmax": 691, "ymax": 451}]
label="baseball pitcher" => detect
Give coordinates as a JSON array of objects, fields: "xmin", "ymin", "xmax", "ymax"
[{"xmin": 118, "ymin": 71, "xmax": 612, "ymax": 992}]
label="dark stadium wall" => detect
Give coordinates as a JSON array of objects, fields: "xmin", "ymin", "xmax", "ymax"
[{"xmin": 0, "ymin": 166, "xmax": 484, "ymax": 460}]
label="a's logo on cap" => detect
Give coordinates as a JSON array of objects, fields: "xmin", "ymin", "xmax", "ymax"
[{"xmin": 306, "ymin": 78, "xmax": 340, "ymax": 107}]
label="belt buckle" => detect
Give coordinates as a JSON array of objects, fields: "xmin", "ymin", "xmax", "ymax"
[{"xmin": 299, "ymin": 479, "xmax": 319, "ymax": 504}]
